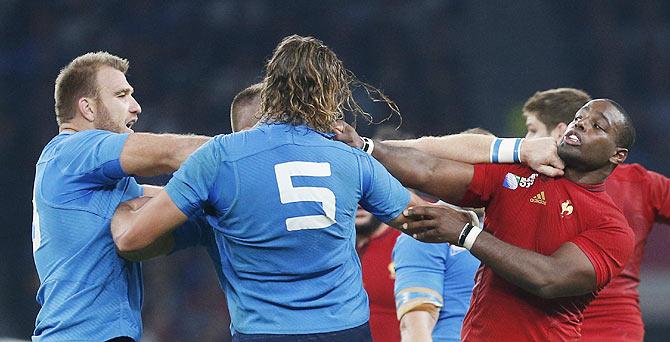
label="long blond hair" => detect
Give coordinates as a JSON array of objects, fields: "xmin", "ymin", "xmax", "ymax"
[{"xmin": 260, "ymin": 35, "xmax": 399, "ymax": 132}]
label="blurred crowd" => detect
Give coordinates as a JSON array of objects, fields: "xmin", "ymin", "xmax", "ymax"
[{"xmin": 1, "ymin": 0, "xmax": 669, "ymax": 340}]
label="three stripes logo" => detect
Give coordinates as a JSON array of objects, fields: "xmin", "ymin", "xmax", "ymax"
[{"xmin": 530, "ymin": 191, "xmax": 546, "ymax": 205}]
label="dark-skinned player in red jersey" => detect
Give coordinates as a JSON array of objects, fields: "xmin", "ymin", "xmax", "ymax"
[
  {"xmin": 334, "ymin": 99, "xmax": 636, "ymax": 341},
  {"xmin": 523, "ymin": 88, "xmax": 670, "ymax": 341}
]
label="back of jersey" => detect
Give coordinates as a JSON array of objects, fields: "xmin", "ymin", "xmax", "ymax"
[{"xmin": 166, "ymin": 123, "xmax": 409, "ymax": 334}]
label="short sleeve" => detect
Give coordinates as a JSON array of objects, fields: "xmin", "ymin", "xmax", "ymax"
[
  {"xmin": 359, "ymin": 154, "xmax": 410, "ymax": 222},
  {"xmin": 571, "ymin": 221, "xmax": 635, "ymax": 289},
  {"xmin": 393, "ymin": 234, "xmax": 447, "ymax": 318},
  {"xmin": 170, "ymin": 212, "xmax": 213, "ymax": 253},
  {"xmin": 645, "ymin": 170, "xmax": 670, "ymax": 223},
  {"xmin": 165, "ymin": 139, "xmax": 221, "ymax": 217},
  {"xmin": 57, "ymin": 130, "xmax": 129, "ymax": 185}
]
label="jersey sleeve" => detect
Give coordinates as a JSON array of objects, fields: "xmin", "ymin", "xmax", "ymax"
[
  {"xmin": 645, "ymin": 170, "xmax": 670, "ymax": 223},
  {"xmin": 164, "ymin": 139, "xmax": 221, "ymax": 218},
  {"xmin": 393, "ymin": 234, "xmax": 446, "ymax": 319},
  {"xmin": 170, "ymin": 212, "xmax": 213, "ymax": 254},
  {"xmin": 57, "ymin": 130, "xmax": 130, "ymax": 185},
  {"xmin": 359, "ymin": 154, "xmax": 410, "ymax": 222},
  {"xmin": 458, "ymin": 163, "xmax": 510, "ymax": 208},
  {"xmin": 570, "ymin": 220, "xmax": 635, "ymax": 289}
]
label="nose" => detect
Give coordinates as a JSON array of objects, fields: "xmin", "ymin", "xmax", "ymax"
[
  {"xmin": 573, "ymin": 117, "xmax": 585, "ymax": 131},
  {"xmin": 129, "ymin": 95, "xmax": 141, "ymax": 115}
]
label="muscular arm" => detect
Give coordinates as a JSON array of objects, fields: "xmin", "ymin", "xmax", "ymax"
[
  {"xmin": 372, "ymin": 142, "xmax": 475, "ymax": 203},
  {"xmin": 332, "ymin": 120, "xmax": 563, "ymax": 177},
  {"xmin": 406, "ymin": 206, "xmax": 597, "ymax": 298},
  {"xmin": 112, "ymin": 190, "xmax": 188, "ymax": 253},
  {"xmin": 120, "ymin": 133, "xmax": 210, "ymax": 176},
  {"xmin": 400, "ymin": 309, "xmax": 437, "ymax": 342},
  {"xmin": 469, "ymin": 233, "xmax": 596, "ymax": 298}
]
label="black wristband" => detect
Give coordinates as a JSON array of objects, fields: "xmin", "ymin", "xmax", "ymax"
[{"xmin": 458, "ymin": 222, "xmax": 474, "ymax": 247}]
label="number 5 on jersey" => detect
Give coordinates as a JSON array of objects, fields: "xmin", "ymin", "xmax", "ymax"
[{"xmin": 274, "ymin": 161, "xmax": 337, "ymax": 231}]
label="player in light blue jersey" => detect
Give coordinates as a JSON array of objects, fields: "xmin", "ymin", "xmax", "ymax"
[
  {"xmin": 394, "ymin": 231, "xmax": 479, "ymax": 341},
  {"xmin": 111, "ymin": 35, "xmax": 476, "ymax": 341},
  {"xmin": 32, "ymin": 52, "xmax": 212, "ymax": 341}
]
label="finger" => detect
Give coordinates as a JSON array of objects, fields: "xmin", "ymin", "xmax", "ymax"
[
  {"xmin": 412, "ymin": 229, "xmax": 448, "ymax": 243},
  {"xmin": 401, "ymin": 219, "xmax": 437, "ymax": 234},
  {"xmin": 536, "ymin": 165, "xmax": 564, "ymax": 177},
  {"xmin": 403, "ymin": 205, "xmax": 440, "ymax": 219},
  {"xmin": 548, "ymin": 154, "xmax": 565, "ymax": 170}
]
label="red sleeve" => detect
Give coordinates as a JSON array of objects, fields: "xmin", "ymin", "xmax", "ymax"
[
  {"xmin": 645, "ymin": 170, "xmax": 670, "ymax": 223},
  {"xmin": 571, "ymin": 221, "xmax": 635, "ymax": 289}
]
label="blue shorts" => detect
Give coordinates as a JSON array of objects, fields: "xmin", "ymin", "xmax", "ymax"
[{"xmin": 232, "ymin": 322, "xmax": 372, "ymax": 342}]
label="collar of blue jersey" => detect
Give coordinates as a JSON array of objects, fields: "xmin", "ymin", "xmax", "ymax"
[{"xmin": 257, "ymin": 122, "xmax": 336, "ymax": 140}]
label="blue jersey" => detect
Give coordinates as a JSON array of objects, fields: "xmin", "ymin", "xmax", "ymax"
[
  {"xmin": 32, "ymin": 130, "xmax": 144, "ymax": 341},
  {"xmin": 393, "ymin": 235, "xmax": 479, "ymax": 341},
  {"xmin": 164, "ymin": 123, "xmax": 410, "ymax": 334},
  {"xmin": 31, "ymin": 130, "xmax": 213, "ymax": 341}
]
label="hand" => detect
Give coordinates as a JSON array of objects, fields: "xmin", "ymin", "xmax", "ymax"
[
  {"xmin": 401, "ymin": 205, "xmax": 472, "ymax": 243},
  {"xmin": 332, "ymin": 120, "xmax": 364, "ymax": 149},
  {"xmin": 520, "ymin": 138, "xmax": 565, "ymax": 177}
]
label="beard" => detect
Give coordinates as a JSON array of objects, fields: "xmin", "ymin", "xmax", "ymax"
[
  {"xmin": 558, "ymin": 141, "xmax": 610, "ymax": 173},
  {"xmin": 94, "ymin": 101, "xmax": 126, "ymax": 133}
]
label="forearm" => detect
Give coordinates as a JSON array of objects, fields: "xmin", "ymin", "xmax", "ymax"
[
  {"xmin": 116, "ymin": 233, "xmax": 175, "ymax": 262},
  {"xmin": 121, "ymin": 133, "xmax": 210, "ymax": 176},
  {"xmin": 372, "ymin": 142, "xmax": 473, "ymax": 202},
  {"xmin": 400, "ymin": 310, "xmax": 436, "ymax": 342},
  {"xmin": 385, "ymin": 134, "xmax": 494, "ymax": 164},
  {"xmin": 469, "ymin": 232, "xmax": 594, "ymax": 298}
]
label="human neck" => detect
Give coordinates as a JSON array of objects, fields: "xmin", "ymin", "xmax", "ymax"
[
  {"xmin": 59, "ymin": 120, "xmax": 92, "ymax": 133},
  {"xmin": 562, "ymin": 165, "xmax": 613, "ymax": 184}
]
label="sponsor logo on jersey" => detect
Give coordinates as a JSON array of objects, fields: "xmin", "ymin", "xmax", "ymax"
[
  {"xmin": 561, "ymin": 200, "xmax": 574, "ymax": 217},
  {"xmin": 530, "ymin": 191, "xmax": 546, "ymax": 205},
  {"xmin": 503, "ymin": 172, "xmax": 538, "ymax": 190}
]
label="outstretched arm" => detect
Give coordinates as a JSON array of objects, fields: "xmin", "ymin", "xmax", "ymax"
[
  {"xmin": 333, "ymin": 121, "xmax": 564, "ymax": 177},
  {"xmin": 120, "ymin": 133, "xmax": 210, "ymax": 176}
]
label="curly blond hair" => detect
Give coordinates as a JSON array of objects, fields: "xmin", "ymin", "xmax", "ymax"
[{"xmin": 260, "ymin": 35, "xmax": 399, "ymax": 132}]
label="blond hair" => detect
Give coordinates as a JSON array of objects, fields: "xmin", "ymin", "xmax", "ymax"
[
  {"xmin": 54, "ymin": 51, "xmax": 129, "ymax": 125},
  {"xmin": 260, "ymin": 35, "xmax": 399, "ymax": 132}
]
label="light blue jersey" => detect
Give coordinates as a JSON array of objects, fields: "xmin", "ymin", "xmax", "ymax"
[
  {"xmin": 164, "ymin": 123, "xmax": 410, "ymax": 335},
  {"xmin": 32, "ymin": 130, "xmax": 213, "ymax": 341},
  {"xmin": 393, "ymin": 235, "xmax": 479, "ymax": 341}
]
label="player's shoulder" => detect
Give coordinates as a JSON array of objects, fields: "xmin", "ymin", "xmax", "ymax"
[{"xmin": 609, "ymin": 163, "xmax": 650, "ymax": 181}]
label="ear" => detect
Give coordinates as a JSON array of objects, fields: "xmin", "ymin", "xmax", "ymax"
[
  {"xmin": 78, "ymin": 97, "xmax": 96, "ymax": 122},
  {"xmin": 550, "ymin": 122, "xmax": 568, "ymax": 140},
  {"xmin": 609, "ymin": 147, "xmax": 628, "ymax": 165}
]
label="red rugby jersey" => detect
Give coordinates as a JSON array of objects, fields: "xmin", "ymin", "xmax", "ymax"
[
  {"xmin": 458, "ymin": 164, "xmax": 634, "ymax": 341},
  {"xmin": 357, "ymin": 226, "xmax": 401, "ymax": 342},
  {"xmin": 581, "ymin": 163, "xmax": 670, "ymax": 341}
]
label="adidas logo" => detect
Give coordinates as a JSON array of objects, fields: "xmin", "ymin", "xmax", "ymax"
[{"xmin": 530, "ymin": 191, "xmax": 546, "ymax": 205}]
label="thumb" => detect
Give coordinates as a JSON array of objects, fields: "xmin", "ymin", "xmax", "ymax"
[{"xmin": 536, "ymin": 165, "xmax": 564, "ymax": 177}]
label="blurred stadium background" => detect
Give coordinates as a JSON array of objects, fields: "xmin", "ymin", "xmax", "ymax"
[{"xmin": 1, "ymin": 1, "xmax": 669, "ymax": 340}]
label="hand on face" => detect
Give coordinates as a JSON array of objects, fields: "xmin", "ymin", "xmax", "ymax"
[
  {"xmin": 520, "ymin": 137, "xmax": 565, "ymax": 177},
  {"xmin": 332, "ymin": 120, "xmax": 364, "ymax": 149},
  {"xmin": 400, "ymin": 205, "xmax": 473, "ymax": 244}
]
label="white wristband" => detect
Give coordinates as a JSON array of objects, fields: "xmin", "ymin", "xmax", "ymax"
[
  {"xmin": 463, "ymin": 226, "xmax": 483, "ymax": 250},
  {"xmin": 361, "ymin": 137, "xmax": 375, "ymax": 155},
  {"xmin": 490, "ymin": 138, "xmax": 523, "ymax": 163}
]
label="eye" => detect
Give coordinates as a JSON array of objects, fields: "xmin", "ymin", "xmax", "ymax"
[{"xmin": 594, "ymin": 123, "xmax": 604, "ymax": 131}]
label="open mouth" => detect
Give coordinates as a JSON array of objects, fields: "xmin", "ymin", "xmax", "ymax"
[
  {"xmin": 126, "ymin": 120, "xmax": 136, "ymax": 129},
  {"xmin": 563, "ymin": 131, "xmax": 581, "ymax": 146}
]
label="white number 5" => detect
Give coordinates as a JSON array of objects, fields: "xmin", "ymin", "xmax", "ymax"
[{"xmin": 275, "ymin": 161, "xmax": 336, "ymax": 231}]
